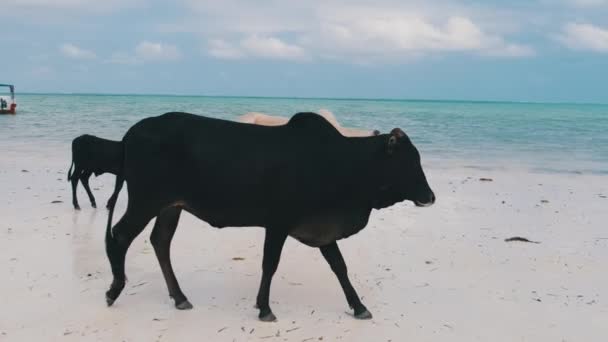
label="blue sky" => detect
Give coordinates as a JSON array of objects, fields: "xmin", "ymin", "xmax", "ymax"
[{"xmin": 1, "ymin": 0, "xmax": 607, "ymax": 103}]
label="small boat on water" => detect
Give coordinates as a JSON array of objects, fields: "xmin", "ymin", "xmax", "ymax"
[{"xmin": 0, "ymin": 84, "xmax": 17, "ymax": 114}]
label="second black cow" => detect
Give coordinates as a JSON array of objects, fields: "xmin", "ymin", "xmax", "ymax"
[{"xmin": 68, "ymin": 134, "xmax": 122, "ymax": 210}]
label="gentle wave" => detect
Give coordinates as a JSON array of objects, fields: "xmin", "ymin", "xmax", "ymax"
[{"xmin": 1, "ymin": 94, "xmax": 607, "ymax": 173}]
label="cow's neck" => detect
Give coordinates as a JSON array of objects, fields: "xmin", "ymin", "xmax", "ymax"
[
  {"xmin": 349, "ymin": 136, "xmax": 412, "ymax": 210},
  {"xmin": 342, "ymin": 137, "xmax": 394, "ymax": 208}
]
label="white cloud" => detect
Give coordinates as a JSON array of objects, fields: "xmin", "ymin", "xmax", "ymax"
[
  {"xmin": 558, "ymin": 23, "xmax": 608, "ymax": 52},
  {"xmin": 60, "ymin": 43, "xmax": 96, "ymax": 59},
  {"xmin": 482, "ymin": 43, "xmax": 535, "ymax": 57},
  {"xmin": 2, "ymin": 0, "xmax": 143, "ymax": 12},
  {"xmin": 207, "ymin": 16, "xmax": 533, "ymax": 62},
  {"xmin": 208, "ymin": 39, "xmax": 245, "ymax": 59},
  {"xmin": 193, "ymin": 1, "xmax": 533, "ymax": 63},
  {"xmin": 313, "ymin": 14, "xmax": 534, "ymax": 59},
  {"xmin": 561, "ymin": 0, "xmax": 608, "ymax": 7},
  {"xmin": 107, "ymin": 41, "xmax": 181, "ymax": 64},
  {"xmin": 209, "ymin": 36, "xmax": 306, "ymax": 61},
  {"xmin": 135, "ymin": 41, "xmax": 181, "ymax": 61},
  {"xmin": 241, "ymin": 36, "xmax": 305, "ymax": 60}
]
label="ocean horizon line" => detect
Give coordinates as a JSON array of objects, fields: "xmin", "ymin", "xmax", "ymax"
[{"xmin": 13, "ymin": 92, "xmax": 608, "ymax": 106}]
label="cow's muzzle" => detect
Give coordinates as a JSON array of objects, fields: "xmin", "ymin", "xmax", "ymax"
[{"xmin": 414, "ymin": 191, "xmax": 435, "ymax": 207}]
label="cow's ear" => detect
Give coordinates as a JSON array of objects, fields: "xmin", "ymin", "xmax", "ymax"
[
  {"xmin": 388, "ymin": 135, "xmax": 398, "ymax": 154},
  {"xmin": 387, "ymin": 128, "xmax": 404, "ymax": 154}
]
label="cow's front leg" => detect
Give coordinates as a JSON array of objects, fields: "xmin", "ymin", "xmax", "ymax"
[
  {"xmin": 255, "ymin": 229, "xmax": 287, "ymax": 322},
  {"xmin": 106, "ymin": 193, "xmax": 117, "ymax": 210},
  {"xmin": 320, "ymin": 241, "xmax": 372, "ymax": 319},
  {"xmin": 150, "ymin": 207, "xmax": 191, "ymax": 310}
]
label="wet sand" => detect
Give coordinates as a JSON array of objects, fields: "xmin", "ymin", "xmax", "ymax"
[{"xmin": 1, "ymin": 151, "xmax": 607, "ymax": 341}]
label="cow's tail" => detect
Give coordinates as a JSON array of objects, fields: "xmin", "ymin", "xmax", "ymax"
[
  {"xmin": 68, "ymin": 137, "xmax": 78, "ymax": 181},
  {"xmin": 67, "ymin": 161, "xmax": 74, "ymax": 181},
  {"xmin": 106, "ymin": 142, "xmax": 125, "ymax": 243}
]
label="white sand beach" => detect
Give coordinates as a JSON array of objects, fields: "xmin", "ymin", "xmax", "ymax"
[{"xmin": 1, "ymin": 150, "xmax": 607, "ymax": 342}]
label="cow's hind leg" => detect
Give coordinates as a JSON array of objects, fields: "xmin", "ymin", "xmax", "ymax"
[
  {"xmin": 320, "ymin": 242, "xmax": 372, "ymax": 319},
  {"xmin": 106, "ymin": 174, "xmax": 124, "ymax": 209},
  {"xmin": 255, "ymin": 229, "xmax": 287, "ymax": 322},
  {"xmin": 105, "ymin": 207, "xmax": 154, "ymax": 306},
  {"xmin": 80, "ymin": 171, "xmax": 97, "ymax": 208},
  {"xmin": 150, "ymin": 207, "xmax": 192, "ymax": 310},
  {"xmin": 71, "ymin": 167, "xmax": 83, "ymax": 210}
]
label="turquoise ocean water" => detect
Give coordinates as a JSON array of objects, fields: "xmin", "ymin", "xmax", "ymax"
[{"xmin": 1, "ymin": 94, "xmax": 607, "ymax": 173}]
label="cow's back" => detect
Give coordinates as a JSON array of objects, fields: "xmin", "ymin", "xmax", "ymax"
[
  {"xmin": 72, "ymin": 134, "xmax": 122, "ymax": 175},
  {"xmin": 122, "ymin": 112, "xmax": 370, "ymax": 229}
]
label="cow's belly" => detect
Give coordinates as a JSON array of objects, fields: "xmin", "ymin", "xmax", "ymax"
[
  {"xmin": 288, "ymin": 212, "xmax": 370, "ymax": 247},
  {"xmin": 182, "ymin": 204, "xmax": 269, "ymax": 228}
]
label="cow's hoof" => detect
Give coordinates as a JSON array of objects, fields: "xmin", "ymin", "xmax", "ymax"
[
  {"xmin": 105, "ymin": 293, "xmax": 116, "ymax": 306},
  {"xmin": 92, "ymin": 203, "xmax": 97, "ymax": 209},
  {"xmin": 106, "ymin": 283, "xmax": 124, "ymax": 307},
  {"xmin": 354, "ymin": 309, "xmax": 373, "ymax": 320},
  {"xmin": 74, "ymin": 205, "xmax": 81, "ymax": 210},
  {"xmin": 259, "ymin": 311, "xmax": 277, "ymax": 322},
  {"xmin": 175, "ymin": 300, "xmax": 193, "ymax": 310}
]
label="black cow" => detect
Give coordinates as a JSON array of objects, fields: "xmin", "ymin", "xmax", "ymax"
[
  {"xmin": 68, "ymin": 134, "xmax": 123, "ymax": 210},
  {"xmin": 104, "ymin": 112, "xmax": 435, "ymax": 322}
]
